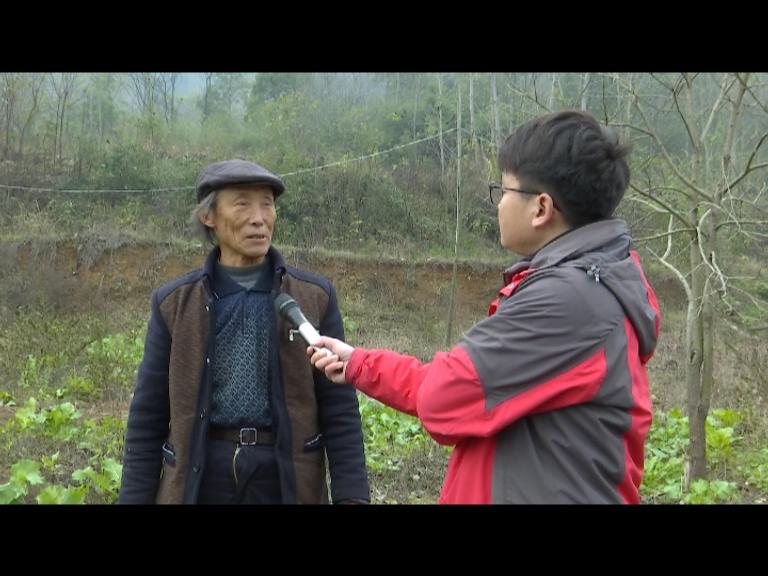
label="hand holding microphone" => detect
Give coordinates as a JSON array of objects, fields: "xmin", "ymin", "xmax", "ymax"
[
  {"xmin": 274, "ymin": 293, "xmax": 331, "ymax": 356},
  {"xmin": 306, "ymin": 335, "xmax": 353, "ymax": 384},
  {"xmin": 274, "ymin": 294, "xmax": 353, "ymax": 383}
]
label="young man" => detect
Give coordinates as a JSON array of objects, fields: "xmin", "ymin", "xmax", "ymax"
[
  {"xmin": 310, "ymin": 111, "xmax": 660, "ymax": 504},
  {"xmin": 119, "ymin": 159, "xmax": 369, "ymax": 504}
]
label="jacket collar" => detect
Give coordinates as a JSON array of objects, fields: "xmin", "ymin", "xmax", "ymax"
[{"xmin": 202, "ymin": 245, "xmax": 288, "ymax": 299}]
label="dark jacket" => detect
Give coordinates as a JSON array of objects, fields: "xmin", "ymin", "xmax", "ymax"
[
  {"xmin": 345, "ymin": 218, "xmax": 660, "ymax": 503},
  {"xmin": 118, "ymin": 246, "xmax": 369, "ymax": 504}
]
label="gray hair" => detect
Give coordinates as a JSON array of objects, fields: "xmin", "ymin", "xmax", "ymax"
[{"xmin": 190, "ymin": 191, "xmax": 218, "ymax": 245}]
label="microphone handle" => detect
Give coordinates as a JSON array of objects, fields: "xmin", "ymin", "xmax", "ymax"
[{"xmin": 298, "ymin": 322, "xmax": 332, "ymax": 357}]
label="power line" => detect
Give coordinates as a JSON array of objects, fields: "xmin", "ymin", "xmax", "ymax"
[
  {"xmin": 0, "ymin": 183, "xmax": 192, "ymax": 194},
  {"xmin": 0, "ymin": 128, "xmax": 458, "ymax": 194},
  {"xmin": 278, "ymin": 129, "xmax": 457, "ymax": 177}
]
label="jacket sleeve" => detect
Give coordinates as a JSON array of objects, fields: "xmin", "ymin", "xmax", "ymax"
[
  {"xmin": 346, "ymin": 347, "xmax": 477, "ymax": 445},
  {"xmin": 314, "ymin": 283, "xmax": 370, "ymax": 504},
  {"xmin": 117, "ymin": 290, "xmax": 172, "ymax": 504},
  {"xmin": 348, "ymin": 274, "xmax": 611, "ymax": 445}
]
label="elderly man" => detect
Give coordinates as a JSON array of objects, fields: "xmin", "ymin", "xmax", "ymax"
[{"xmin": 119, "ymin": 159, "xmax": 369, "ymax": 504}]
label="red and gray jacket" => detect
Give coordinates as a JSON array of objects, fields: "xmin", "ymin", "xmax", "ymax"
[{"xmin": 346, "ymin": 218, "xmax": 660, "ymax": 503}]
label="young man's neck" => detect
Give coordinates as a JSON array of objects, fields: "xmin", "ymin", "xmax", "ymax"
[{"xmin": 527, "ymin": 221, "xmax": 573, "ymax": 255}]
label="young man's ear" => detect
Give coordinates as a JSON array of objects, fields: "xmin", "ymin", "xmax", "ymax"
[{"xmin": 531, "ymin": 193, "xmax": 557, "ymax": 228}]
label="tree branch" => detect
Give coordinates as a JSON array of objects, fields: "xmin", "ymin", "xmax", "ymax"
[
  {"xmin": 636, "ymin": 228, "xmax": 696, "ymax": 242},
  {"xmin": 505, "ymin": 82, "xmax": 551, "ymax": 113},
  {"xmin": 630, "ymin": 87, "xmax": 714, "ymax": 202},
  {"xmin": 720, "ymin": 128, "xmax": 768, "ymax": 196},
  {"xmin": 737, "ymin": 73, "xmax": 768, "ymax": 115},
  {"xmin": 628, "ymin": 183, "xmax": 694, "ymax": 229},
  {"xmin": 670, "ymin": 77, "xmax": 699, "ymax": 151},
  {"xmin": 715, "ymin": 219, "xmax": 768, "ymax": 231},
  {"xmin": 701, "ymin": 74, "xmax": 736, "ymax": 142},
  {"xmin": 731, "ymin": 284, "xmax": 768, "ymax": 314},
  {"xmin": 648, "ymin": 216, "xmax": 692, "ymax": 301}
]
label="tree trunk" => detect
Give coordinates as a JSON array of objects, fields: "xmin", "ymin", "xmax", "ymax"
[
  {"xmin": 17, "ymin": 74, "xmax": 43, "ymax": 158},
  {"xmin": 469, "ymin": 73, "xmax": 480, "ymax": 164},
  {"xmin": 437, "ymin": 73, "xmax": 445, "ymax": 179},
  {"xmin": 202, "ymin": 73, "xmax": 214, "ymax": 123},
  {"xmin": 53, "ymin": 96, "xmax": 62, "ymax": 167},
  {"xmin": 684, "ymin": 74, "xmax": 709, "ymax": 483},
  {"xmin": 490, "ymin": 73, "xmax": 501, "ymax": 153},
  {"xmin": 686, "ymin": 230, "xmax": 708, "ymax": 484},
  {"xmin": 580, "ymin": 73, "xmax": 591, "ymax": 111},
  {"xmin": 51, "ymin": 73, "xmax": 77, "ymax": 167},
  {"xmin": 684, "ymin": 73, "xmax": 747, "ymax": 485},
  {"xmin": 412, "ymin": 74, "xmax": 421, "ymax": 140},
  {"xmin": 2, "ymin": 74, "xmax": 18, "ymax": 158},
  {"xmin": 445, "ymin": 85, "xmax": 462, "ymax": 347},
  {"xmin": 58, "ymin": 89, "xmax": 69, "ymax": 166},
  {"xmin": 170, "ymin": 74, "xmax": 177, "ymax": 122},
  {"xmin": 548, "ymin": 73, "xmax": 557, "ymax": 110},
  {"xmin": 395, "ymin": 73, "xmax": 400, "ymax": 105}
]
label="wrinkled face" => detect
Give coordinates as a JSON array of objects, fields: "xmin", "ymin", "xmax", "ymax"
[
  {"xmin": 201, "ymin": 185, "xmax": 276, "ymax": 267},
  {"xmin": 497, "ymin": 172, "xmax": 539, "ymax": 255}
]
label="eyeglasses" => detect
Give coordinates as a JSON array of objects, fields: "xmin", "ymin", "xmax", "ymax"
[
  {"xmin": 487, "ymin": 181, "xmax": 561, "ymax": 211},
  {"xmin": 488, "ymin": 181, "xmax": 538, "ymax": 205}
]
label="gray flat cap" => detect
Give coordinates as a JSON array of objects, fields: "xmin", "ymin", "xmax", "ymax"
[{"xmin": 195, "ymin": 159, "xmax": 285, "ymax": 201}]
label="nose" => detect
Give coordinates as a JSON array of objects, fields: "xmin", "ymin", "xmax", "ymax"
[{"xmin": 247, "ymin": 205, "xmax": 266, "ymax": 226}]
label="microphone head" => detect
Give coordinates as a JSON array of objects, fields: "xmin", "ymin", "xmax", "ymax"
[
  {"xmin": 274, "ymin": 293, "xmax": 297, "ymax": 315},
  {"xmin": 274, "ymin": 293, "xmax": 307, "ymax": 329}
]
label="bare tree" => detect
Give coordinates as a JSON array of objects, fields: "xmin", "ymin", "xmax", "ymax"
[
  {"xmin": 412, "ymin": 73, "xmax": 421, "ymax": 140},
  {"xmin": 127, "ymin": 73, "xmax": 159, "ymax": 117},
  {"xmin": 200, "ymin": 72, "xmax": 215, "ymax": 123},
  {"xmin": 126, "ymin": 72, "xmax": 161, "ymax": 146},
  {"xmin": 607, "ymin": 72, "xmax": 768, "ymax": 483},
  {"xmin": 437, "ymin": 73, "xmax": 445, "ymax": 178},
  {"xmin": 50, "ymin": 73, "xmax": 78, "ymax": 166},
  {"xmin": 15, "ymin": 73, "xmax": 45, "ymax": 158},
  {"xmin": 157, "ymin": 73, "xmax": 179, "ymax": 125},
  {"xmin": 490, "ymin": 73, "xmax": 501, "ymax": 151},
  {"xmin": 469, "ymin": 73, "xmax": 480, "ymax": 163},
  {"xmin": 1, "ymin": 73, "xmax": 22, "ymax": 158},
  {"xmin": 548, "ymin": 73, "xmax": 557, "ymax": 111},
  {"xmin": 215, "ymin": 73, "xmax": 249, "ymax": 118},
  {"xmin": 580, "ymin": 73, "xmax": 591, "ymax": 111},
  {"xmin": 446, "ymin": 84, "xmax": 462, "ymax": 347}
]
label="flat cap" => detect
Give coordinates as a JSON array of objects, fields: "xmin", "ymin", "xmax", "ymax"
[{"xmin": 195, "ymin": 159, "xmax": 285, "ymax": 201}]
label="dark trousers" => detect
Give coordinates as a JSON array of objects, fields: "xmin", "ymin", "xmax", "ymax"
[{"xmin": 197, "ymin": 439, "xmax": 282, "ymax": 504}]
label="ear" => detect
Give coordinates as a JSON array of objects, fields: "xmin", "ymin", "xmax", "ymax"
[
  {"xmin": 531, "ymin": 193, "xmax": 558, "ymax": 229},
  {"xmin": 198, "ymin": 208, "xmax": 215, "ymax": 229}
]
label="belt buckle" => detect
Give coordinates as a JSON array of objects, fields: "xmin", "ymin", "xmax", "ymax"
[{"xmin": 239, "ymin": 427, "xmax": 258, "ymax": 445}]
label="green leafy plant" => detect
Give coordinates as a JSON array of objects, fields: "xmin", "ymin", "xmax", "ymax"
[
  {"xmin": 72, "ymin": 457, "xmax": 122, "ymax": 501},
  {"xmin": 36, "ymin": 484, "xmax": 88, "ymax": 505},
  {"xmin": 0, "ymin": 391, "xmax": 14, "ymax": 406},
  {"xmin": 359, "ymin": 396, "xmax": 429, "ymax": 471},
  {"xmin": 84, "ymin": 331, "xmax": 144, "ymax": 395},
  {"xmin": 706, "ymin": 409, "xmax": 743, "ymax": 466},
  {"xmin": 642, "ymin": 408, "xmax": 746, "ymax": 503},
  {"xmin": 738, "ymin": 447, "xmax": 768, "ymax": 493},
  {"xmin": 41, "ymin": 402, "xmax": 82, "ymax": 441},
  {"xmin": 0, "ymin": 459, "xmax": 45, "ymax": 504},
  {"xmin": 682, "ymin": 479, "xmax": 739, "ymax": 504}
]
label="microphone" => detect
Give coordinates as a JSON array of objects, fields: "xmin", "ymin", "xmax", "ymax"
[{"xmin": 274, "ymin": 293, "xmax": 332, "ymax": 357}]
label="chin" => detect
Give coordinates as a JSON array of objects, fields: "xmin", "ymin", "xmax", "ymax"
[
  {"xmin": 246, "ymin": 250, "xmax": 269, "ymax": 261},
  {"xmin": 501, "ymin": 240, "xmax": 524, "ymax": 256}
]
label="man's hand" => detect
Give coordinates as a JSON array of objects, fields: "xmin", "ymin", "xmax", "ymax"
[{"xmin": 307, "ymin": 336, "xmax": 354, "ymax": 384}]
